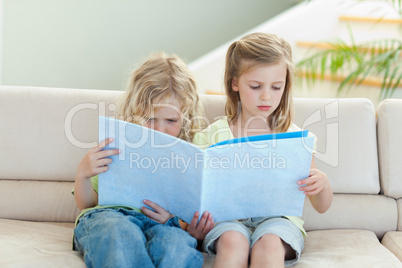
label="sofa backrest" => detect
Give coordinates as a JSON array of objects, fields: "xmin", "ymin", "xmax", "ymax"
[
  {"xmin": 0, "ymin": 86, "xmax": 391, "ymax": 232},
  {"xmin": 377, "ymin": 99, "xmax": 402, "ymax": 233},
  {"xmin": 292, "ymin": 98, "xmax": 397, "ymax": 238},
  {"xmin": 293, "ymin": 98, "xmax": 380, "ymax": 194},
  {"xmin": 201, "ymin": 95, "xmax": 381, "ymax": 194},
  {"xmin": 0, "ymin": 86, "xmax": 120, "ymax": 222},
  {"xmin": 377, "ymin": 99, "xmax": 402, "ymax": 199},
  {"xmin": 0, "ymin": 87, "xmax": 228, "ymax": 222}
]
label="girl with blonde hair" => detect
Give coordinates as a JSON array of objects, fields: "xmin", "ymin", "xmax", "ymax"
[
  {"xmin": 193, "ymin": 33, "xmax": 333, "ymax": 267},
  {"xmin": 74, "ymin": 53, "xmax": 213, "ymax": 268}
]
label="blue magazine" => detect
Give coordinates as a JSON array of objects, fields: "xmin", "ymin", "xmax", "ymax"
[{"xmin": 98, "ymin": 116, "xmax": 314, "ymax": 223}]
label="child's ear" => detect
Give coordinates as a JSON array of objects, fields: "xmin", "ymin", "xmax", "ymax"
[{"xmin": 232, "ymin": 78, "xmax": 239, "ymax": 92}]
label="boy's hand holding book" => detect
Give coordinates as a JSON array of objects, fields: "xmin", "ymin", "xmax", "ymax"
[{"xmin": 142, "ymin": 199, "xmax": 214, "ymax": 240}]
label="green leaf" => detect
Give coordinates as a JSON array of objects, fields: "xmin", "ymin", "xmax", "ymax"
[{"xmin": 380, "ymin": 64, "xmax": 390, "ymax": 100}]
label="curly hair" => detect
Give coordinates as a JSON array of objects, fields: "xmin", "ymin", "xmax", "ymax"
[{"xmin": 117, "ymin": 53, "xmax": 204, "ymax": 141}]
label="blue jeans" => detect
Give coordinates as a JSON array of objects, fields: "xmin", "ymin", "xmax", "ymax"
[{"xmin": 74, "ymin": 208, "xmax": 203, "ymax": 268}]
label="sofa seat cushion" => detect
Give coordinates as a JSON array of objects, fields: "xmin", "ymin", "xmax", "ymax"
[
  {"xmin": 0, "ymin": 219, "xmax": 85, "ymax": 267},
  {"xmin": 202, "ymin": 229, "xmax": 401, "ymax": 267},
  {"xmin": 296, "ymin": 230, "xmax": 401, "ymax": 267},
  {"xmin": 382, "ymin": 231, "xmax": 402, "ymax": 262}
]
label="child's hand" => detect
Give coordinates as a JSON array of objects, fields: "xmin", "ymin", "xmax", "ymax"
[
  {"xmin": 77, "ymin": 138, "xmax": 120, "ymax": 180},
  {"xmin": 75, "ymin": 138, "xmax": 120, "ymax": 210},
  {"xmin": 187, "ymin": 211, "xmax": 214, "ymax": 241},
  {"xmin": 141, "ymin": 199, "xmax": 173, "ymax": 224},
  {"xmin": 298, "ymin": 167, "xmax": 333, "ymax": 213},
  {"xmin": 297, "ymin": 168, "xmax": 330, "ymax": 196}
]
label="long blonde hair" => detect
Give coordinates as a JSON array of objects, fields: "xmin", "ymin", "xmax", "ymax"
[
  {"xmin": 118, "ymin": 53, "xmax": 203, "ymax": 141},
  {"xmin": 224, "ymin": 32, "xmax": 294, "ymax": 133}
]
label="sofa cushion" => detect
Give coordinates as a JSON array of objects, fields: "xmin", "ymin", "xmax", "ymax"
[
  {"xmin": 302, "ymin": 194, "xmax": 397, "ymax": 239},
  {"xmin": 295, "ymin": 230, "xmax": 401, "ymax": 267},
  {"xmin": 202, "ymin": 230, "xmax": 401, "ymax": 267},
  {"xmin": 293, "ymin": 98, "xmax": 379, "ymax": 194},
  {"xmin": 199, "ymin": 96, "xmax": 381, "ymax": 195},
  {"xmin": 382, "ymin": 231, "xmax": 402, "ymax": 262},
  {"xmin": 0, "ymin": 219, "xmax": 85, "ymax": 267},
  {"xmin": 0, "ymin": 86, "xmax": 121, "ymax": 182},
  {"xmin": 0, "ymin": 180, "xmax": 79, "ymax": 222},
  {"xmin": 0, "ymin": 87, "xmax": 227, "ymax": 183},
  {"xmin": 377, "ymin": 99, "xmax": 402, "ymax": 199},
  {"xmin": 0, "ymin": 87, "xmax": 380, "ymax": 195},
  {"xmin": 397, "ymin": 199, "xmax": 402, "ymax": 231},
  {"xmin": 199, "ymin": 94, "xmax": 226, "ymax": 125}
]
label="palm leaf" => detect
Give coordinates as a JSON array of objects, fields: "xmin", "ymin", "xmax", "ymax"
[{"xmin": 296, "ymin": 37, "xmax": 401, "ymax": 100}]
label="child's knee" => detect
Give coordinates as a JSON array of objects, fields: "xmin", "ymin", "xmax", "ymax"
[
  {"xmin": 146, "ymin": 225, "xmax": 202, "ymax": 267},
  {"xmin": 107, "ymin": 219, "xmax": 145, "ymax": 243},
  {"xmin": 147, "ymin": 225, "xmax": 197, "ymax": 247},
  {"xmin": 254, "ymin": 233, "xmax": 291, "ymax": 257},
  {"xmin": 217, "ymin": 230, "xmax": 249, "ymax": 251}
]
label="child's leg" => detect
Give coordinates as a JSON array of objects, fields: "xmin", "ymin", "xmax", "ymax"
[
  {"xmin": 250, "ymin": 217, "xmax": 304, "ymax": 267},
  {"xmin": 145, "ymin": 217, "xmax": 203, "ymax": 268},
  {"xmin": 213, "ymin": 230, "xmax": 249, "ymax": 268},
  {"xmin": 202, "ymin": 221, "xmax": 252, "ymax": 268},
  {"xmin": 74, "ymin": 208, "xmax": 154, "ymax": 268},
  {"xmin": 250, "ymin": 233, "xmax": 292, "ymax": 267}
]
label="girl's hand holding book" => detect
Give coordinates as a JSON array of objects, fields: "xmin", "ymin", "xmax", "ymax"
[
  {"xmin": 297, "ymin": 168, "xmax": 330, "ymax": 196},
  {"xmin": 297, "ymin": 164, "xmax": 333, "ymax": 214},
  {"xmin": 141, "ymin": 200, "xmax": 214, "ymax": 240},
  {"xmin": 187, "ymin": 211, "xmax": 214, "ymax": 241}
]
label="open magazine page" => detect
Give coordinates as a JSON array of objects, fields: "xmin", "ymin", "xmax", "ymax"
[
  {"xmin": 98, "ymin": 116, "xmax": 204, "ymax": 223},
  {"xmin": 201, "ymin": 137, "xmax": 314, "ymax": 223},
  {"xmin": 98, "ymin": 117, "xmax": 314, "ymax": 224}
]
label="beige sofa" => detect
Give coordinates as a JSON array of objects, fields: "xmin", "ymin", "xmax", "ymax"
[{"xmin": 1, "ymin": 85, "xmax": 401, "ymax": 267}]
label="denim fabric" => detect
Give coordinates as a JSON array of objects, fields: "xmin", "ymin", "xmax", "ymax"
[
  {"xmin": 203, "ymin": 217, "xmax": 303, "ymax": 266},
  {"xmin": 74, "ymin": 208, "xmax": 203, "ymax": 268}
]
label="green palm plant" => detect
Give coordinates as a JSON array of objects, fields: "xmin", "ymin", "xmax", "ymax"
[
  {"xmin": 296, "ymin": 0, "xmax": 401, "ymax": 100},
  {"xmin": 296, "ymin": 38, "xmax": 401, "ymax": 99}
]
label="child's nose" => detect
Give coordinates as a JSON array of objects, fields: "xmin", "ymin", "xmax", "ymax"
[
  {"xmin": 260, "ymin": 89, "xmax": 271, "ymax": 101},
  {"xmin": 155, "ymin": 123, "xmax": 165, "ymax": 133}
]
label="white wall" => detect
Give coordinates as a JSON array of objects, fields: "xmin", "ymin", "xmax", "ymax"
[
  {"xmin": 189, "ymin": 0, "xmax": 401, "ymax": 105},
  {"xmin": 189, "ymin": 0, "xmax": 350, "ymax": 94},
  {"xmin": 1, "ymin": 0, "xmax": 297, "ymax": 90},
  {"xmin": 0, "ymin": 0, "xmax": 3, "ymax": 85}
]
